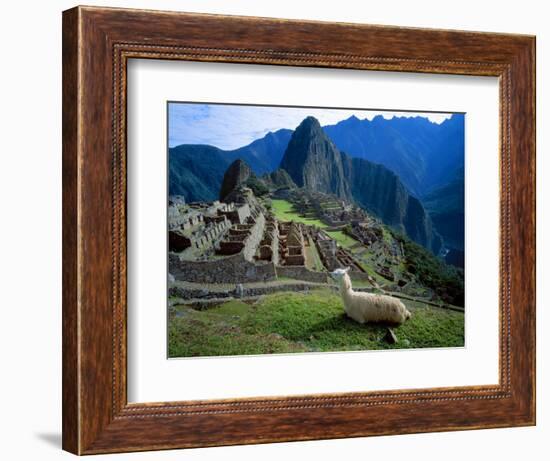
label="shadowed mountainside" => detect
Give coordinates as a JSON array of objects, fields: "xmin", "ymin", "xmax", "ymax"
[
  {"xmin": 323, "ymin": 114, "xmax": 464, "ymax": 197},
  {"xmin": 423, "ymin": 172, "xmax": 465, "ymax": 252},
  {"xmin": 169, "ymin": 129, "xmax": 292, "ymax": 202}
]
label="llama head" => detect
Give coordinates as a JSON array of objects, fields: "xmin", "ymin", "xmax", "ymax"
[
  {"xmin": 330, "ymin": 267, "xmax": 350, "ymax": 281},
  {"xmin": 331, "ymin": 267, "xmax": 351, "ymax": 290}
]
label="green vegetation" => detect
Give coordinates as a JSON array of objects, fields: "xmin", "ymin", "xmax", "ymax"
[
  {"xmin": 325, "ymin": 230, "xmax": 358, "ymax": 249},
  {"xmin": 169, "ymin": 145, "xmax": 230, "ymax": 202},
  {"xmin": 245, "ymin": 175, "xmax": 270, "ymax": 197},
  {"xmin": 391, "ymin": 231, "xmax": 464, "ymax": 306},
  {"xmin": 169, "ymin": 290, "xmax": 464, "ymax": 357},
  {"xmin": 271, "ymin": 200, "xmax": 359, "ymax": 250},
  {"xmin": 271, "ymin": 199, "xmax": 327, "ymax": 228},
  {"xmin": 305, "ymin": 238, "xmax": 325, "ymax": 272},
  {"xmin": 381, "ymin": 227, "xmax": 394, "ymax": 245}
]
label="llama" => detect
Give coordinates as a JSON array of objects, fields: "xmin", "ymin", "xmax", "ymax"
[{"xmin": 331, "ymin": 268, "xmax": 411, "ymax": 325}]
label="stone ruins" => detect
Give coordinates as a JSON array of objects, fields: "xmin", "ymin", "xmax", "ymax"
[{"xmin": 167, "ymin": 184, "xmax": 372, "ymax": 286}]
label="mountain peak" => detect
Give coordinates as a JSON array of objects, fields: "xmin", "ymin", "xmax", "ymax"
[
  {"xmin": 279, "ymin": 116, "xmax": 351, "ymax": 199},
  {"xmin": 343, "ymin": 115, "xmax": 361, "ymax": 124},
  {"xmin": 295, "ymin": 116, "xmax": 323, "ymax": 134},
  {"xmin": 219, "ymin": 158, "xmax": 252, "ymax": 201}
]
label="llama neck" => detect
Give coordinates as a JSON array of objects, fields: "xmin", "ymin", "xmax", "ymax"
[{"xmin": 340, "ymin": 276, "xmax": 354, "ymax": 298}]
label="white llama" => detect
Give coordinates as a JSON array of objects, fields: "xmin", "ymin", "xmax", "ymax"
[{"xmin": 331, "ymin": 268, "xmax": 411, "ymax": 325}]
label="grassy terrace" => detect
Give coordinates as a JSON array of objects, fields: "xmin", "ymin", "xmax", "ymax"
[
  {"xmin": 271, "ymin": 199, "xmax": 327, "ymax": 228},
  {"xmin": 326, "ymin": 230, "xmax": 358, "ymax": 249},
  {"xmin": 271, "ymin": 199, "xmax": 359, "ymax": 249},
  {"xmin": 271, "ymin": 198, "xmax": 383, "ymax": 280},
  {"xmin": 169, "ymin": 289, "xmax": 465, "ymax": 357},
  {"xmin": 305, "ymin": 237, "xmax": 325, "ymax": 272}
]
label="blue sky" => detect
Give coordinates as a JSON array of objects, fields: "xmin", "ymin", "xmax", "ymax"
[{"xmin": 168, "ymin": 103, "xmax": 455, "ymax": 150}]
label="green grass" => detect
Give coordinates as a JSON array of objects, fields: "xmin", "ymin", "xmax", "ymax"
[
  {"xmin": 325, "ymin": 230, "xmax": 358, "ymax": 249},
  {"xmin": 271, "ymin": 199, "xmax": 327, "ymax": 228},
  {"xmin": 271, "ymin": 200, "xmax": 361, "ymax": 251},
  {"xmin": 169, "ymin": 289, "xmax": 465, "ymax": 357},
  {"xmin": 305, "ymin": 238, "xmax": 325, "ymax": 272}
]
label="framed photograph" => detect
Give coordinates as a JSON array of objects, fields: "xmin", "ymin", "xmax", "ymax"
[{"xmin": 62, "ymin": 6, "xmax": 535, "ymax": 455}]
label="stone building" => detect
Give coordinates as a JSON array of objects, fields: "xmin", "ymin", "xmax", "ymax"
[
  {"xmin": 257, "ymin": 215, "xmax": 279, "ymax": 265},
  {"xmin": 279, "ymin": 222, "xmax": 305, "ymax": 266}
]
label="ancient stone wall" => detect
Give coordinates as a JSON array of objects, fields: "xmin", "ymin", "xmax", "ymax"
[
  {"xmin": 276, "ymin": 266, "xmax": 329, "ymax": 283},
  {"xmin": 219, "ymin": 203, "xmax": 251, "ymax": 225},
  {"xmin": 218, "ymin": 240, "xmax": 245, "ymax": 255},
  {"xmin": 242, "ymin": 212, "xmax": 265, "ymax": 261},
  {"xmin": 258, "ymin": 216, "xmax": 279, "ymax": 265},
  {"xmin": 168, "ymin": 231, "xmax": 191, "ymax": 252},
  {"xmin": 271, "ymin": 229, "xmax": 279, "ymax": 265},
  {"xmin": 348, "ymin": 271, "xmax": 375, "ymax": 283},
  {"xmin": 284, "ymin": 254, "xmax": 305, "ymax": 266},
  {"xmin": 169, "ymin": 280, "xmax": 336, "ymax": 303},
  {"xmin": 170, "ymin": 251, "xmax": 276, "ymax": 284},
  {"xmin": 187, "ymin": 219, "xmax": 231, "ymax": 251},
  {"xmin": 316, "ymin": 238, "xmax": 339, "ymax": 271}
]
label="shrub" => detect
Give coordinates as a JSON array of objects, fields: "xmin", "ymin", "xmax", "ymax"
[
  {"xmin": 245, "ymin": 176, "xmax": 269, "ymax": 197},
  {"xmin": 391, "ymin": 230, "xmax": 464, "ymax": 306}
]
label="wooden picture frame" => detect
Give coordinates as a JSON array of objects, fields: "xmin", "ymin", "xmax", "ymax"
[{"xmin": 62, "ymin": 5, "xmax": 536, "ymax": 455}]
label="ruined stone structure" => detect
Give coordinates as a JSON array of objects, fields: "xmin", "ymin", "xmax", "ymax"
[
  {"xmin": 288, "ymin": 190, "xmax": 368, "ymax": 228},
  {"xmin": 168, "ymin": 231, "xmax": 191, "ymax": 252},
  {"xmin": 169, "ymin": 252, "xmax": 276, "ymax": 284},
  {"xmin": 217, "ymin": 212, "xmax": 266, "ymax": 261},
  {"xmin": 276, "ymin": 266, "xmax": 329, "ymax": 283},
  {"xmin": 257, "ymin": 214, "xmax": 279, "ymax": 265},
  {"xmin": 168, "ymin": 183, "xmax": 373, "ymax": 289},
  {"xmin": 169, "ymin": 214, "xmax": 231, "ymax": 256},
  {"xmin": 167, "ymin": 183, "xmax": 273, "ymax": 283},
  {"xmin": 335, "ymin": 247, "xmax": 365, "ymax": 273},
  {"xmin": 218, "ymin": 203, "xmax": 251, "ymax": 225},
  {"xmin": 313, "ymin": 229, "xmax": 364, "ymax": 272},
  {"xmin": 316, "ymin": 236, "xmax": 340, "ymax": 271},
  {"xmin": 376, "ymin": 266, "xmax": 395, "ymax": 281},
  {"xmin": 168, "ymin": 200, "xmax": 236, "ymax": 258},
  {"xmin": 279, "ymin": 222, "xmax": 305, "ymax": 266},
  {"xmin": 346, "ymin": 221, "xmax": 383, "ymax": 245},
  {"xmin": 320, "ymin": 205, "xmax": 366, "ymax": 227},
  {"xmin": 168, "ymin": 201, "xmax": 233, "ymax": 231},
  {"xmin": 218, "ymin": 223, "xmax": 254, "ymax": 255}
]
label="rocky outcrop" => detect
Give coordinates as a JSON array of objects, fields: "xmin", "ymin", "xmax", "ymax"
[
  {"xmin": 219, "ymin": 159, "xmax": 252, "ymax": 202},
  {"xmin": 262, "ymin": 168, "xmax": 297, "ymax": 190},
  {"xmin": 280, "ymin": 116, "xmax": 352, "ymax": 200}
]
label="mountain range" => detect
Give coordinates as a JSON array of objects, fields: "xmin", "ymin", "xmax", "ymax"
[
  {"xmin": 169, "ymin": 112, "xmax": 464, "ymax": 255},
  {"xmin": 168, "ymin": 129, "xmax": 292, "ymax": 202},
  {"xmin": 324, "ymin": 114, "xmax": 464, "ymax": 197}
]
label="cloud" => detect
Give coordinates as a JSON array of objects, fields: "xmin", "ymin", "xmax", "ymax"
[{"xmin": 168, "ymin": 103, "xmax": 456, "ymax": 150}]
